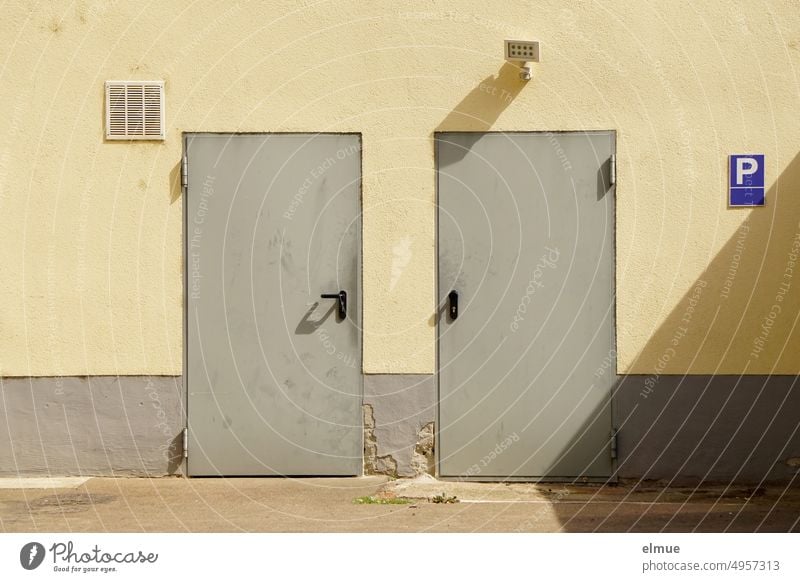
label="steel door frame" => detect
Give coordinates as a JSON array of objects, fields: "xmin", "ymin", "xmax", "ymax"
[
  {"xmin": 181, "ymin": 132, "xmax": 364, "ymax": 476},
  {"xmin": 433, "ymin": 130, "xmax": 618, "ymax": 482}
]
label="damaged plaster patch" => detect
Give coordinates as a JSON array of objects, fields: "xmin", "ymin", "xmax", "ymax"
[
  {"xmin": 411, "ymin": 422, "xmax": 435, "ymax": 476},
  {"xmin": 363, "ymin": 404, "xmax": 398, "ymax": 477}
]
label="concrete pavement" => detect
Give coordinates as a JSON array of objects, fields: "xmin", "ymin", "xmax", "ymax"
[{"xmin": 0, "ymin": 476, "xmax": 798, "ymax": 532}]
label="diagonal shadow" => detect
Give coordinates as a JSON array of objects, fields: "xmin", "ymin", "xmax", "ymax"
[
  {"xmin": 610, "ymin": 152, "xmax": 800, "ymax": 489},
  {"xmin": 436, "ymin": 62, "xmax": 526, "ymax": 141}
]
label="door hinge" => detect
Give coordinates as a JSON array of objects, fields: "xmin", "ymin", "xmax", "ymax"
[
  {"xmin": 610, "ymin": 428, "xmax": 618, "ymax": 460},
  {"xmin": 182, "ymin": 427, "xmax": 188, "ymax": 459},
  {"xmin": 181, "ymin": 154, "xmax": 188, "ymax": 192},
  {"xmin": 610, "ymin": 154, "xmax": 616, "ymax": 186}
]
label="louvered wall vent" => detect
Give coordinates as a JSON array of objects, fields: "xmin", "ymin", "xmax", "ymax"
[{"xmin": 105, "ymin": 81, "xmax": 165, "ymax": 140}]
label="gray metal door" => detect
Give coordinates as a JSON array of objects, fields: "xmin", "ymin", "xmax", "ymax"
[
  {"xmin": 185, "ymin": 133, "xmax": 362, "ymax": 476},
  {"xmin": 437, "ymin": 132, "xmax": 615, "ymax": 479}
]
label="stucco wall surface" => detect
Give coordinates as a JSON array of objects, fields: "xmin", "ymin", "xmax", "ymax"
[{"xmin": 0, "ymin": 1, "xmax": 799, "ymax": 375}]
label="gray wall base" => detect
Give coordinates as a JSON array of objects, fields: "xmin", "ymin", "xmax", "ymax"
[
  {"xmin": 364, "ymin": 374, "xmax": 435, "ymax": 478},
  {"xmin": 0, "ymin": 376, "xmax": 184, "ymax": 477},
  {"xmin": 4, "ymin": 373, "xmax": 797, "ymax": 484},
  {"xmin": 614, "ymin": 375, "xmax": 800, "ymax": 485}
]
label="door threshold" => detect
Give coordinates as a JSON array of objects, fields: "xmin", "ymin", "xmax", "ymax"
[{"xmin": 438, "ymin": 476, "xmax": 617, "ymax": 484}]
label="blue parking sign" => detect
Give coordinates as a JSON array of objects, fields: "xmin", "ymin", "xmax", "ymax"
[{"xmin": 729, "ymin": 154, "xmax": 765, "ymax": 206}]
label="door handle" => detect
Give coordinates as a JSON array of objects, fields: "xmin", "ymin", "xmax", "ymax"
[
  {"xmin": 321, "ymin": 290, "xmax": 347, "ymax": 319},
  {"xmin": 448, "ymin": 290, "xmax": 459, "ymax": 320}
]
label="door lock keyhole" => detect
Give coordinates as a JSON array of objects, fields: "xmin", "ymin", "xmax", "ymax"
[{"xmin": 448, "ymin": 290, "xmax": 459, "ymax": 320}]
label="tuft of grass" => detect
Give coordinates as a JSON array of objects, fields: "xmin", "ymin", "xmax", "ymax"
[
  {"xmin": 431, "ymin": 492, "xmax": 458, "ymax": 504},
  {"xmin": 353, "ymin": 495, "xmax": 411, "ymax": 505}
]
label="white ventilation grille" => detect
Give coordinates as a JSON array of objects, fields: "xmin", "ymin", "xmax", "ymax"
[{"xmin": 105, "ymin": 81, "xmax": 164, "ymax": 140}]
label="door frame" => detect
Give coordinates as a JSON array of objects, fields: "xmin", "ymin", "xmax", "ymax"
[
  {"xmin": 181, "ymin": 132, "xmax": 365, "ymax": 476},
  {"xmin": 433, "ymin": 130, "xmax": 618, "ymax": 482}
]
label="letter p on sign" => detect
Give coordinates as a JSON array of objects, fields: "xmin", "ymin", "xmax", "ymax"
[{"xmin": 729, "ymin": 154, "xmax": 765, "ymax": 206}]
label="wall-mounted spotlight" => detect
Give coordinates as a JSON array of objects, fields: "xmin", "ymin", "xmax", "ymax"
[{"xmin": 504, "ymin": 40, "xmax": 540, "ymax": 81}]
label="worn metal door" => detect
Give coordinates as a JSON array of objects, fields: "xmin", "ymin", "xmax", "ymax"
[
  {"xmin": 185, "ymin": 133, "xmax": 362, "ymax": 476},
  {"xmin": 437, "ymin": 132, "xmax": 615, "ymax": 479}
]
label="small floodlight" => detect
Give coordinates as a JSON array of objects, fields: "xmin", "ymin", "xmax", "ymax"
[{"xmin": 504, "ymin": 40, "xmax": 540, "ymax": 81}]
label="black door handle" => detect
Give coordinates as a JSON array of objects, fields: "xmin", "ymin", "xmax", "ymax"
[
  {"xmin": 448, "ymin": 290, "xmax": 459, "ymax": 320},
  {"xmin": 321, "ymin": 291, "xmax": 347, "ymax": 319}
]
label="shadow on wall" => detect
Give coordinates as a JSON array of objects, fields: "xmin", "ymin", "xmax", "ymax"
[
  {"xmin": 422, "ymin": 66, "xmax": 526, "ymax": 325},
  {"xmin": 432, "ymin": 91, "xmax": 800, "ymax": 486},
  {"xmin": 491, "ymin": 152, "xmax": 800, "ymax": 487},
  {"xmin": 437, "ymin": 62, "xmax": 526, "ymax": 137},
  {"xmin": 169, "ymin": 161, "xmax": 181, "ymax": 204},
  {"xmin": 630, "ymin": 152, "xmax": 800, "ymax": 375},
  {"xmin": 427, "ymin": 62, "xmax": 524, "ymax": 326},
  {"xmin": 613, "ymin": 151, "xmax": 800, "ymax": 485}
]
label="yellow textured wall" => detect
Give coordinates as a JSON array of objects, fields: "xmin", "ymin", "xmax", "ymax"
[{"xmin": 0, "ymin": 1, "xmax": 799, "ymax": 376}]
